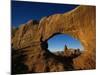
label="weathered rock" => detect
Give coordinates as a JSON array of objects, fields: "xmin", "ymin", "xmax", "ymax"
[
  {"xmin": 12, "ymin": 20, "xmax": 39, "ymax": 49},
  {"xmin": 38, "ymin": 5, "xmax": 96, "ymax": 70},
  {"xmin": 12, "ymin": 5, "xmax": 96, "ymax": 74}
]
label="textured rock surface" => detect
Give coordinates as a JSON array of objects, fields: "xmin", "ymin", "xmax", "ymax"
[{"xmin": 12, "ymin": 5, "xmax": 96, "ymax": 74}]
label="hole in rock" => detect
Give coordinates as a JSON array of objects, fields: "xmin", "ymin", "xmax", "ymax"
[{"xmin": 47, "ymin": 34, "xmax": 84, "ymax": 53}]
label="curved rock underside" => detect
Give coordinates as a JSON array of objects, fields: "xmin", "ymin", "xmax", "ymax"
[{"xmin": 12, "ymin": 5, "xmax": 96, "ymax": 74}]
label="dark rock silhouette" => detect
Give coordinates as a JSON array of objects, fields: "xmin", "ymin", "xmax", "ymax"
[{"xmin": 12, "ymin": 6, "xmax": 96, "ymax": 74}]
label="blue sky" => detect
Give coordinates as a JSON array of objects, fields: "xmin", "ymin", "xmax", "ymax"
[
  {"xmin": 12, "ymin": 1, "xmax": 78, "ymax": 27},
  {"xmin": 48, "ymin": 34, "xmax": 84, "ymax": 52},
  {"xmin": 11, "ymin": 1, "xmax": 83, "ymax": 52}
]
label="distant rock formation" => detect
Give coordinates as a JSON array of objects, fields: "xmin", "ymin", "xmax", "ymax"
[
  {"xmin": 64, "ymin": 45, "xmax": 68, "ymax": 51},
  {"xmin": 63, "ymin": 44, "xmax": 81, "ymax": 57},
  {"xmin": 12, "ymin": 5, "xmax": 96, "ymax": 74},
  {"xmin": 64, "ymin": 45, "xmax": 72, "ymax": 56}
]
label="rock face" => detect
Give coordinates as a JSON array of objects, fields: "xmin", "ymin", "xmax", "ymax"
[{"xmin": 12, "ymin": 5, "xmax": 96, "ymax": 74}]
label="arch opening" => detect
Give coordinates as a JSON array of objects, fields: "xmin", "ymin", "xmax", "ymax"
[{"xmin": 47, "ymin": 34, "xmax": 84, "ymax": 53}]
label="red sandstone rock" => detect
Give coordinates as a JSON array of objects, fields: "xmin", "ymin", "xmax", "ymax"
[{"xmin": 12, "ymin": 6, "xmax": 96, "ymax": 74}]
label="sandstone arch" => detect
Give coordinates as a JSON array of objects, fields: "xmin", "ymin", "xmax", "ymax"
[
  {"xmin": 37, "ymin": 5, "xmax": 96, "ymax": 69},
  {"xmin": 39, "ymin": 5, "xmax": 95, "ymax": 51},
  {"xmin": 12, "ymin": 5, "xmax": 96, "ymax": 73}
]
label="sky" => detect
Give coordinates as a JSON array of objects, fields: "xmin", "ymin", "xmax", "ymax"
[
  {"xmin": 12, "ymin": 1, "xmax": 78, "ymax": 27},
  {"xmin": 47, "ymin": 34, "xmax": 84, "ymax": 52},
  {"xmin": 11, "ymin": 1, "xmax": 83, "ymax": 52}
]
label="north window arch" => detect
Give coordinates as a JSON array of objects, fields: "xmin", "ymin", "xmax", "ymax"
[{"xmin": 47, "ymin": 34, "xmax": 84, "ymax": 52}]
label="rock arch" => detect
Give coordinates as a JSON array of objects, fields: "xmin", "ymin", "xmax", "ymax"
[
  {"xmin": 39, "ymin": 6, "xmax": 95, "ymax": 51},
  {"xmin": 12, "ymin": 5, "xmax": 96, "ymax": 73},
  {"xmin": 37, "ymin": 5, "xmax": 96, "ymax": 69}
]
